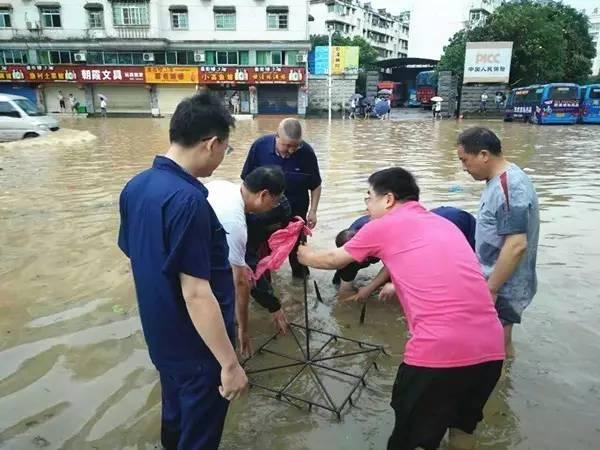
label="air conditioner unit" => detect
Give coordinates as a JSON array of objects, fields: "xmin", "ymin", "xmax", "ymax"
[
  {"xmin": 296, "ymin": 53, "xmax": 307, "ymax": 64},
  {"xmin": 194, "ymin": 51, "xmax": 205, "ymax": 63},
  {"xmin": 142, "ymin": 52, "xmax": 155, "ymax": 62},
  {"xmin": 74, "ymin": 52, "xmax": 87, "ymax": 62}
]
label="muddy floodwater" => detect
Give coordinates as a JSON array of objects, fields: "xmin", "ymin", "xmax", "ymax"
[{"xmin": 1, "ymin": 116, "xmax": 599, "ymax": 450}]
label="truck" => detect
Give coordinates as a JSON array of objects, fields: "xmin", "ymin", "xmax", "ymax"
[
  {"xmin": 415, "ymin": 71, "xmax": 438, "ymax": 109},
  {"xmin": 377, "ymin": 81, "xmax": 403, "ymax": 107}
]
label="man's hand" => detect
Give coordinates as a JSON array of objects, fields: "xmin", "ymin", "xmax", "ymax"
[
  {"xmin": 219, "ymin": 363, "xmax": 248, "ymax": 401},
  {"xmin": 378, "ymin": 283, "xmax": 396, "ymax": 302},
  {"xmin": 307, "ymin": 210, "xmax": 317, "ymax": 229},
  {"xmin": 296, "ymin": 244, "xmax": 312, "ymax": 266},
  {"xmin": 343, "ymin": 286, "xmax": 371, "ymax": 303},
  {"xmin": 271, "ymin": 309, "xmax": 289, "ymax": 335},
  {"xmin": 237, "ymin": 328, "xmax": 252, "ymax": 359}
]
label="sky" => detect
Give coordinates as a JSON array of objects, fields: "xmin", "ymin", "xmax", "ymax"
[
  {"xmin": 367, "ymin": 0, "xmax": 598, "ymax": 60},
  {"xmin": 369, "ymin": 0, "xmax": 595, "ymax": 15}
]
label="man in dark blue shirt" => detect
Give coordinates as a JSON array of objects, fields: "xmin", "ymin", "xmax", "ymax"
[
  {"xmin": 118, "ymin": 93, "xmax": 247, "ymax": 450},
  {"xmin": 334, "ymin": 206, "xmax": 476, "ymax": 300},
  {"xmin": 241, "ymin": 118, "xmax": 321, "ymax": 278}
]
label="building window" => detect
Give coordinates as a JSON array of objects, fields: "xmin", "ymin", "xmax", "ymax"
[
  {"xmin": 267, "ymin": 7, "xmax": 288, "ymax": 30},
  {"xmin": 214, "ymin": 7, "xmax": 236, "ymax": 30},
  {"xmin": 271, "ymin": 51, "xmax": 283, "ymax": 65},
  {"xmin": 164, "ymin": 50, "xmax": 196, "ymax": 65},
  {"xmin": 87, "ymin": 8, "xmax": 104, "ymax": 29},
  {"xmin": 170, "ymin": 8, "xmax": 188, "ymax": 30},
  {"xmin": 1, "ymin": 49, "xmax": 28, "ymax": 64},
  {"xmin": 40, "ymin": 7, "xmax": 62, "ymax": 28},
  {"xmin": 204, "ymin": 50, "xmax": 247, "ymax": 65},
  {"xmin": 0, "ymin": 8, "xmax": 11, "ymax": 28},
  {"xmin": 113, "ymin": 2, "xmax": 149, "ymax": 26},
  {"xmin": 38, "ymin": 50, "xmax": 75, "ymax": 64}
]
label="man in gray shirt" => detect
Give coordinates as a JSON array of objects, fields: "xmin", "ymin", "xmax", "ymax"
[{"xmin": 457, "ymin": 127, "xmax": 539, "ymax": 354}]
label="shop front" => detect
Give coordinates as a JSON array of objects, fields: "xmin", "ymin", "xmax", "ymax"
[
  {"xmin": 1, "ymin": 65, "xmax": 150, "ymax": 114},
  {"xmin": 198, "ymin": 66, "xmax": 306, "ymax": 115},
  {"xmin": 145, "ymin": 67, "xmax": 199, "ymax": 115}
]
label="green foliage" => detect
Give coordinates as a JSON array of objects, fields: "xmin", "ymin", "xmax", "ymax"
[
  {"xmin": 310, "ymin": 33, "xmax": 379, "ymax": 69},
  {"xmin": 438, "ymin": 0, "xmax": 596, "ymax": 86}
]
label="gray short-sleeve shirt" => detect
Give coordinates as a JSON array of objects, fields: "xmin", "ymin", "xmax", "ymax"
[{"xmin": 475, "ymin": 164, "xmax": 540, "ymax": 314}]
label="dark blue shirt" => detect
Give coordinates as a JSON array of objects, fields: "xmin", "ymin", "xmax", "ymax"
[
  {"xmin": 350, "ymin": 215, "xmax": 370, "ymax": 231},
  {"xmin": 350, "ymin": 207, "xmax": 476, "ymax": 250},
  {"xmin": 241, "ymin": 134, "xmax": 321, "ymax": 217},
  {"xmin": 118, "ymin": 156, "xmax": 235, "ymax": 373},
  {"xmin": 431, "ymin": 206, "xmax": 476, "ymax": 250}
]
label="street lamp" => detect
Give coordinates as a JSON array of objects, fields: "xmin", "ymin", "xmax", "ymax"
[{"xmin": 328, "ymin": 25, "xmax": 333, "ymax": 122}]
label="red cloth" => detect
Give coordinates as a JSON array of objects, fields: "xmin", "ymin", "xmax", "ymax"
[{"xmin": 252, "ymin": 217, "xmax": 311, "ymax": 280}]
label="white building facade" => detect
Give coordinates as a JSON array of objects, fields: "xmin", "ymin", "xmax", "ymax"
[
  {"xmin": 587, "ymin": 6, "xmax": 600, "ymax": 76},
  {"xmin": 308, "ymin": 0, "xmax": 409, "ymax": 60},
  {"xmin": 0, "ymin": 0, "xmax": 311, "ymax": 115}
]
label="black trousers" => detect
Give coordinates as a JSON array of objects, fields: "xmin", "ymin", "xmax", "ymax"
[{"xmin": 387, "ymin": 360, "xmax": 503, "ymax": 450}]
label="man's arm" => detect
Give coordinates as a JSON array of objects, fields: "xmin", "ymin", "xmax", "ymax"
[
  {"xmin": 180, "ymin": 274, "xmax": 248, "ymax": 400},
  {"xmin": 307, "ymin": 185, "xmax": 322, "ymax": 229},
  {"xmin": 231, "ymin": 265, "xmax": 252, "ymax": 357},
  {"xmin": 348, "ymin": 266, "xmax": 390, "ymax": 302},
  {"xmin": 487, "ymin": 233, "xmax": 528, "ymax": 298},
  {"xmin": 297, "ymin": 245, "xmax": 356, "ymax": 270}
]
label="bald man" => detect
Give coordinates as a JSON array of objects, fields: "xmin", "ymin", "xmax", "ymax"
[{"xmin": 241, "ymin": 118, "xmax": 322, "ymax": 278}]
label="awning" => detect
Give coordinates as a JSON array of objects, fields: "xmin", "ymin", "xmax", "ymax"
[
  {"xmin": 35, "ymin": 2, "xmax": 61, "ymax": 7},
  {"xmin": 0, "ymin": 3, "xmax": 13, "ymax": 9},
  {"xmin": 169, "ymin": 4, "xmax": 187, "ymax": 11},
  {"xmin": 84, "ymin": 2, "xmax": 103, "ymax": 10},
  {"xmin": 213, "ymin": 6, "xmax": 235, "ymax": 13},
  {"xmin": 267, "ymin": 6, "xmax": 289, "ymax": 13}
]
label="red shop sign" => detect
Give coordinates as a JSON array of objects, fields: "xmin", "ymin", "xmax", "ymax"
[
  {"xmin": 78, "ymin": 66, "xmax": 146, "ymax": 83},
  {"xmin": 198, "ymin": 66, "xmax": 305, "ymax": 84},
  {"xmin": 0, "ymin": 65, "xmax": 146, "ymax": 84}
]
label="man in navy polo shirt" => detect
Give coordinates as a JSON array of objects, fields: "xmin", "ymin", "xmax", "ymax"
[
  {"xmin": 241, "ymin": 118, "xmax": 322, "ymax": 278},
  {"xmin": 118, "ymin": 93, "xmax": 247, "ymax": 450}
]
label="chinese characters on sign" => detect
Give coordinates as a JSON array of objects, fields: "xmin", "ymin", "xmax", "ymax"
[
  {"xmin": 310, "ymin": 47, "xmax": 359, "ymax": 75},
  {"xmin": 0, "ymin": 65, "xmax": 145, "ymax": 83},
  {"xmin": 79, "ymin": 67, "xmax": 145, "ymax": 83},
  {"xmin": 463, "ymin": 42, "xmax": 513, "ymax": 84},
  {"xmin": 198, "ymin": 66, "xmax": 305, "ymax": 84},
  {"xmin": 1, "ymin": 65, "xmax": 306, "ymax": 85},
  {"xmin": 144, "ymin": 66, "xmax": 199, "ymax": 84}
]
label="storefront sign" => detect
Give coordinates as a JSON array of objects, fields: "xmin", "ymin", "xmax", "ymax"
[
  {"xmin": 0, "ymin": 66, "xmax": 28, "ymax": 81},
  {"xmin": 79, "ymin": 66, "xmax": 145, "ymax": 83},
  {"xmin": 0, "ymin": 65, "xmax": 146, "ymax": 83},
  {"xmin": 310, "ymin": 47, "xmax": 359, "ymax": 75},
  {"xmin": 145, "ymin": 66, "xmax": 199, "ymax": 84},
  {"xmin": 199, "ymin": 66, "xmax": 305, "ymax": 84},
  {"xmin": 463, "ymin": 42, "xmax": 513, "ymax": 84}
]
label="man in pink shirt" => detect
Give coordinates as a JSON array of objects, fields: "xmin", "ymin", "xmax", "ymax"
[{"xmin": 298, "ymin": 167, "xmax": 505, "ymax": 450}]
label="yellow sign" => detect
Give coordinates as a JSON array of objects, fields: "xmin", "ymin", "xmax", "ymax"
[
  {"xmin": 144, "ymin": 66, "xmax": 199, "ymax": 84},
  {"xmin": 330, "ymin": 46, "xmax": 359, "ymax": 75},
  {"xmin": 332, "ymin": 46, "xmax": 345, "ymax": 75}
]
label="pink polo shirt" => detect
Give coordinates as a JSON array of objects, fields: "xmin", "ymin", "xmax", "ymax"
[{"xmin": 344, "ymin": 202, "xmax": 505, "ymax": 368}]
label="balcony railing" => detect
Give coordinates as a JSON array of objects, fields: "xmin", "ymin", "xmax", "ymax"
[{"xmin": 114, "ymin": 26, "xmax": 150, "ymax": 39}]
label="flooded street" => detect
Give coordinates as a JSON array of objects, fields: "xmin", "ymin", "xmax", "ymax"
[{"xmin": 1, "ymin": 115, "xmax": 599, "ymax": 450}]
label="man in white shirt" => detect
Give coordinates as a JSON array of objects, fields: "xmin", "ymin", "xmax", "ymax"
[{"xmin": 207, "ymin": 166, "xmax": 286, "ymax": 357}]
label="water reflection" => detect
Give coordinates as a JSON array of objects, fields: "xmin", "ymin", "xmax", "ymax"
[{"xmin": 1, "ymin": 116, "xmax": 599, "ymax": 449}]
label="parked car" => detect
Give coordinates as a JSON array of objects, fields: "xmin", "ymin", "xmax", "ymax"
[{"xmin": 0, "ymin": 94, "xmax": 59, "ymax": 142}]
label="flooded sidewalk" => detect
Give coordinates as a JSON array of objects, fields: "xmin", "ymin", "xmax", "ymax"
[{"xmin": 1, "ymin": 116, "xmax": 599, "ymax": 449}]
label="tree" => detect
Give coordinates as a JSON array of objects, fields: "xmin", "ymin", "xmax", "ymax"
[
  {"xmin": 438, "ymin": 0, "xmax": 596, "ymax": 86},
  {"xmin": 310, "ymin": 33, "xmax": 379, "ymax": 69}
]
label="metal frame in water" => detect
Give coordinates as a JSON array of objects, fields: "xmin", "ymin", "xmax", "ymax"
[{"xmin": 242, "ymin": 277, "xmax": 387, "ymax": 420}]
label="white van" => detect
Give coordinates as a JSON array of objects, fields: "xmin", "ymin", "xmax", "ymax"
[{"xmin": 0, "ymin": 94, "xmax": 60, "ymax": 142}]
